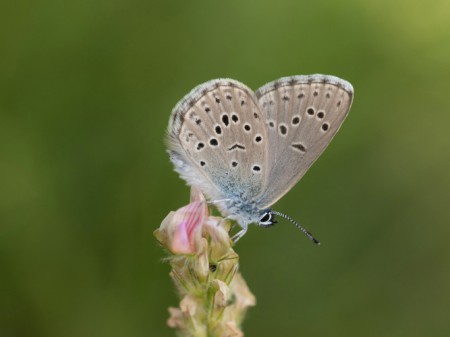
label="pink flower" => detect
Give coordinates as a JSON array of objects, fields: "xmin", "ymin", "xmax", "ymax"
[
  {"xmin": 170, "ymin": 201, "xmax": 205, "ymax": 254},
  {"xmin": 156, "ymin": 187, "xmax": 255, "ymax": 337},
  {"xmin": 155, "ymin": 187, "xmax": 208, "ymax": 254}
]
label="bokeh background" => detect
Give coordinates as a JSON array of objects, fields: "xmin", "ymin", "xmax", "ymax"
[{"xmin": 1, "ymin": 0, "xmax": 450, "ymax": 336}]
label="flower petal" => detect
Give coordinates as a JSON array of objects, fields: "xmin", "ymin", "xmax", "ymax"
[
  {"xmin": 156, "ymin": 200, "xmax": 207, "ymax": 254},
  {"xmin": 190, "ymin": 186, "xmax": 206, "ymax": 204},
  {"xmin": 171, "ymin": 201, "xmax": 206, "ymax": 254}
]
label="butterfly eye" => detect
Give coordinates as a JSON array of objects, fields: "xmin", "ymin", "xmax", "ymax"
[
  {"xmin": 259, "ymin": 210, "xmax": 274, "ymax": 226},
  {"xmin": 260, "ymin": 213, "xmax": 270, "ymax": 222}
]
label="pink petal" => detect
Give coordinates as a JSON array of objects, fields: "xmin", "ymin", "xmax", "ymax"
[{"xmin": 171, "ymin": 201, "xmax": 206, "ymax": 254}]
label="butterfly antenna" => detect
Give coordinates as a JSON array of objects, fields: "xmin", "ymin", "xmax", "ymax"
[{"xmin": 271, "ymin": 211, "xmax": 320, "ymax": 245}]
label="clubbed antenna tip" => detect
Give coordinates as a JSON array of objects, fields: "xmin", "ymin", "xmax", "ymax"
[{"xmin": 271, "ymin": 210, "xmax": 320, "ymax": 245}]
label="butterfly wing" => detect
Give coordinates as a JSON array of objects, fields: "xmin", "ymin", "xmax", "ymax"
[
  {"xmin": 254, "ymin": 74, "xmax": 354, "ymax": 208},
  {"xmin": 167, "ymin": 79, "xmax": 269, "ymax": 218}
]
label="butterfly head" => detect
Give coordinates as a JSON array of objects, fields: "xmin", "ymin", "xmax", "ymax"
[{"xmin": 258, "ymin": 209, "xmax": 277, "ymax": 227}]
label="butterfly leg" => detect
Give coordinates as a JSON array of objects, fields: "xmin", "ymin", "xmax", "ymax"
[
  {"xmin": 215, "ymin": 217, "xmax": 245, "ymax": 244},
  {"xmin": 231, "ymin": 225, "xmax": 248, "ymax": 243},
  {"xmin": 229, "ymin": 221, "xmax": 237, "ymax": 231}
]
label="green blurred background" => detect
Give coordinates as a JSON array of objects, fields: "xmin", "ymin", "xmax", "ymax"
[{"xmin": 1, "ymin": 0, "xmax": 450, "ymax": 336}]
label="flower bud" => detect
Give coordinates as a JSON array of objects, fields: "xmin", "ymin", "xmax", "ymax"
[{"xmin": 155, "ymin": 199, "xmax": 206, "ymax": 255}]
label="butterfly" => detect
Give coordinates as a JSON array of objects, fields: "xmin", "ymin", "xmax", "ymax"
[{"xmin": 167, "ymin": 75, "xmax": 353, "ymax": 243}]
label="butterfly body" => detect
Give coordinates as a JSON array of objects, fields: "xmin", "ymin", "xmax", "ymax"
[{"xmin": 167, "ymin": 75, "xmax": 353, "ymax": 241}]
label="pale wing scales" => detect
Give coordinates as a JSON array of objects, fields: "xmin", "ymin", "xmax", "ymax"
[
  {"xmin": 167, "ymin": 79, "xmax": 269, "ymax": 216},
  {"xmin": 254, "ymin": 74, "xmax": 354, "ymax": 208}
]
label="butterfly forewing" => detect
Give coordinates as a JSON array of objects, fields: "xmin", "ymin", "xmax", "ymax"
[
  {"xmin": 168, "ymin": 79, "xmax": 269, "ymax": 212},
  {"xmin": 254, "ymin": 75, "xmax": 353, "ymax": 208}
]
